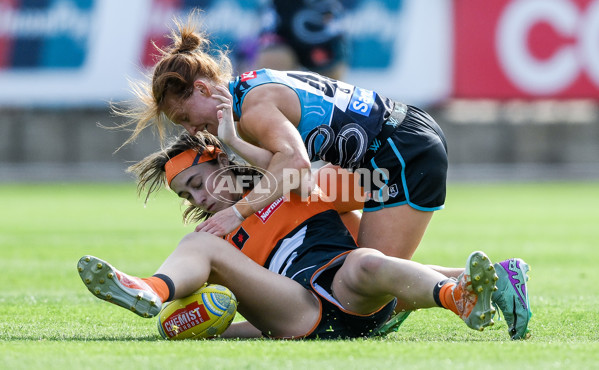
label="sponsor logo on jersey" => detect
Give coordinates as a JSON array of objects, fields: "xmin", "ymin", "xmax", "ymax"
[
  {"xmin": 369, "ymin": 138, "xmax": 382, "ymax": 152},
  {"xmin": 255, "ymin": 197, "xmax": 285, "ymax": 223},
  {"xmin": 240, "ymin": 71, "xmax": 257, "ymax": 81},
  {"xmin": 388, "ymin": 184, "xmax": 399, "ymax": 198},
  {"xmin": 231, "ymin": 227, "xmax": 250, "ymax": 250},
  {"xmin": 348, "ymin": 87, "xmax": 376, "ymax": 116}
]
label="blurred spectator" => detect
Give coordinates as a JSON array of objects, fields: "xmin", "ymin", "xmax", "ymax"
[{"xmin": 253, "ymin": 0, "xmax": 349, "ymax": 80}]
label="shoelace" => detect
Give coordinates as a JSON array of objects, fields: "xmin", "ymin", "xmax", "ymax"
[{"xmin": 491, "ymin": 301, "xmax": 503, "ymax": 322}]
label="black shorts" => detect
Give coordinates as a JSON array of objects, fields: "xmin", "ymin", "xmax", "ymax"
[
  {"xmin": 362, "ymin": 105, "xmax": 448, "ymax": 212},
  {"xmin": 267, "ymin": 249, "xmax": 396, "ymax": 340}
]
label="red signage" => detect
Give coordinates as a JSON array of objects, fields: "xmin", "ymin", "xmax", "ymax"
[{"xmin": 454, "ymin": 0, "xmax": 599, "ymax": 99}]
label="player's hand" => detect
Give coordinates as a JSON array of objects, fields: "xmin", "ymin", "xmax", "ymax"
[
  {"xmin": 194, "ymin": 206, "xmax": 242, "ymax": 236},
  {"xmin": 212, "ymin": 85, "xmax": 237, "ymax": 145}
]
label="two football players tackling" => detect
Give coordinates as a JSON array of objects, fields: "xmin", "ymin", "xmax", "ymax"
[{"xmin": 78, "ymin": 132, "xmax": 531, "ymax": 340}]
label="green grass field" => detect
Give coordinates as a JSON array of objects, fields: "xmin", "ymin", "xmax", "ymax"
[{"xmin": 1, "ymin": 182, "xmax": 598, "ymax": 369}]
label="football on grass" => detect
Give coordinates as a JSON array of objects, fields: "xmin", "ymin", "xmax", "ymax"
[{"xmin": 157, "ymin": 284, "xmax": 237, "ymax": 340}]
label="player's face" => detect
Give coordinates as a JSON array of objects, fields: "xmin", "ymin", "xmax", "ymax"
[
  {"xmin": 169, "ymin": 162, "xmax": 239, "ymax": 213},
  {"xmin": 164, "ymin": 85, "xmax": 219, "ymax": 136}
]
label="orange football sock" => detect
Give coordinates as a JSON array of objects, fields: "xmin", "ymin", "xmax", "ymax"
[
  {"xmin": 438, "ymin": 282, "xmax": 459, "ymax": 316},
  {"xmin": 142, "ymin": 276, "xmax": 170, "ymax": 303}
]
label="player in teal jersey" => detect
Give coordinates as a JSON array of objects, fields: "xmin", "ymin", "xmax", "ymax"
[
  {"xmin": 116, "ymin": 13, "xmax": 531, "ymax": 339},
  {"xmin": 120, "ymin": 13, "xmax": 446, "ymax": 264}
]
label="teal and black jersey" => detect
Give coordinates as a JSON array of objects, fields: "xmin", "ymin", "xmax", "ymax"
[
  {"xmin": 230, "ymin": 68, "xmax": 448, "ymax": 212},
  {"xmin": 230, "ymin": 68, "xmax": 396, "ymax": 169}
]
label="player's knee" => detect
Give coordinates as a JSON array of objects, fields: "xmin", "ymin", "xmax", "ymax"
[
  {"xmin": 177, "ymin": 232, "xmax": 219, "ymax": 255},
  {"xmin": 347, "ymin": 249, "xmax": 387, "ymax": 284}
]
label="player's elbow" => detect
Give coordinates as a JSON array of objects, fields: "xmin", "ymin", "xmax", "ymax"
[
  {"xmin": 291, "ymin": 153, "xmax": 311, "ymax": 173},
  {"xmin": 275, "ymin": 146, "xmax": 313, "ymax": 196},
  {"xmin": 279, "ymin": 146, "xmax": 311, "ymax": 172}
]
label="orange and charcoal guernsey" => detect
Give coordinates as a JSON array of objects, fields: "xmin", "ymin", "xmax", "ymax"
[{"xmin": 224, "ymin": 188, "xmax": 357, "ymax": 270}]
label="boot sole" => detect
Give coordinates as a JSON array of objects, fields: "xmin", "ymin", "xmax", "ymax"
[{"xmin": 77, "ymin": 255, "xmax": 161, "ymax": 318}]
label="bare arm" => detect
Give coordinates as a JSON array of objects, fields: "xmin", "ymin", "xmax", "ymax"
[
  {"xmin": 232, "ymin": 84, "xmax": 312, "ymax": 218},
  {"xmin": 195, "ymin": 84, "xmax": 312, "ymax": 236},
  {"xmin": 224, "ymin": 135, "xmax": 274, "ymax": 170}
]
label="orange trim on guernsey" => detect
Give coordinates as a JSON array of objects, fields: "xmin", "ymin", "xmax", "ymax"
[
  {"xmin": 309, "ymin": 251, "xmax": 391, "ymax": 317},
  {"xmin": 222, "ymin": 188, "xmax": 362, "ymax": 339},
  {"xmin": 225, "ymin": 189, "xmax": 335, "ymax": 267}
]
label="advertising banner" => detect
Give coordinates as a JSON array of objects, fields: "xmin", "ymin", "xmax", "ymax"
[
  {"xmin": 454, "ymin": 0, "xmax": 599, "ymax": 99},
  {"xmin": 0, "ymin": 0, "xmax": 451, "ymax": 107},
  {"xmin": 0, "ymin": 0, "xmax": 150, "ymax": 106},
  {"xmin": 0, "ymin": 0, "xmax": 92, "ymax": 69}
]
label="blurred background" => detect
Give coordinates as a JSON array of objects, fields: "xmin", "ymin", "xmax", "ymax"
[{"xmin": 1, "ymin": 0, "xmax": 598, "ymax": 183}]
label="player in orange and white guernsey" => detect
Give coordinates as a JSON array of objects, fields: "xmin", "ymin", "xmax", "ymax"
[{"xmin": 76, "ymin": 132, "xmax": 530, "ymax": 339}]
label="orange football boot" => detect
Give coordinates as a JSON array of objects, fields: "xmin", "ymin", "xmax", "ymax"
[{"xmin": 77, "ymin": 255, "xmax": 162, "ymax": 318}]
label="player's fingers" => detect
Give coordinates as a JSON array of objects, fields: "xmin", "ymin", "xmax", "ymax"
[
  {"xmin": 216, "ymin": 102, "xmax": 232, "ymax": 110},
  {"xmin": 195, "ymin": 219, "xmax": 213, "ymax": 232},
  {"xmin": 195, "ymin": 219, "xmax": 222, "ymax": 236},
  {"xmin": 213, "ymin": 85, "xmax": 232, "ymax": 98},
  {"xmin": 212, "ymin": 92, "xmax": 232, "ymax": 103},
  {"xmin": 205, "ymin": 225, "xmax": 224, "ymax": 236},
  {"xmin": 212, "ymin": 94, "xmax": 229, "ymax": 104}
]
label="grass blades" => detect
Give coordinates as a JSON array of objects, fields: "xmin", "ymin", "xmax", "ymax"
[{"xmin": 1, "ymin": 182, "xmax": 598, "ymax": 369}]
